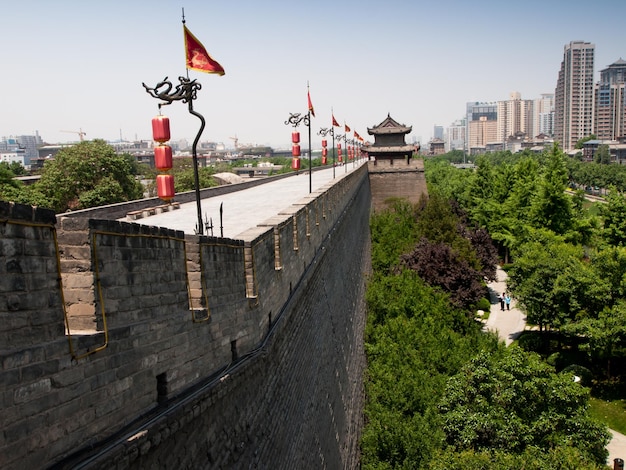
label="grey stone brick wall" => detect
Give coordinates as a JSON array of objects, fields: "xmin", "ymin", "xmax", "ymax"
[{"xmin": 0, "ymin": 167, "xmax": 370, "ymax": 469}]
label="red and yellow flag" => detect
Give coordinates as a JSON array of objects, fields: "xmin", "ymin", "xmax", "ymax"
[
  {"xmin": 354, "ymin": 130, "xmax": 362, "ymax": 141},
  {"xmin": 307, "ymin": 90, "xmax": 315, "ymax": 117},
  {"xmin": 345, "ymin": 123, "xmax": 351, "ymax": 133},
  {"xmin": 184, "ymin": 25, "xmax": 225, "ymax": 75},
  {"xmin": 332, "ymin": 114, "xmax": 340, "ymax": 127}
]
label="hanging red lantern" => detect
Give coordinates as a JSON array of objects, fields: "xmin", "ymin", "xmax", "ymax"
[
  {"xmin": 154, "ymin": 144, "xmax": 173, "ymax": 171},
  {"xmin": 337, "ymin": 144, "xmax": 342, "ymax": 162},
  {"xmin": 156, "ymin": 174, "xmax": 175, "ymax": 201},
  {"xmin": 152, "ymin": 115, "xmax": 171, "ymax": 143},
  {"xmin": 291, "ymin": 157, "xmax": 301, "ymax": 170},
  {"xmin": 292, "ymin": 131, "xmax": 300, "ymax": 144},
  {"xmin": 292, "ymin": 144, "xmax": 301, "ymax": 157},
  {"xmin": 322, "ymin": 147, "xmax": 328, "ymax": 157},
  {"xmin": 321, "ymin": 156, "xmax": 327, "ymax": 165},
  {"xmin": 321, "ymin": 139, "xmax": 327, "ymax": 148}
]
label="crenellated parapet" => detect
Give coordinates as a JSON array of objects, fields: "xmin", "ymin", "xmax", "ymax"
[{"xmin": 0, "ymin": 166, "xmax": 370, "ymax": 469}]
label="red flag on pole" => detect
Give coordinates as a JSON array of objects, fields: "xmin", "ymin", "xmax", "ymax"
[
  {"xmin": 184, "ymin": 25, "xmax": 225, "ymax": 75},
  {"xmin": 307, "ymin": 89, "xmax": 315, "ymax": 117},
  {"xmin": 344, "ymin": 123, "xmax": 351, "ymax": 133},
  {"xmin": 332, "ymin": 114, "xmax": 340, "ymax": 127},
  {"xmin": 354, "ymin": 130, "xmax": 362, "ymax": 141}
]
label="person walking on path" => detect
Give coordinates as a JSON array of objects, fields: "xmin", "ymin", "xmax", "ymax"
[
  {"xmin": 499, "ymin": 292, "xmax": 506, "ymax": 311},
  {"xmin": 505, "ymin": 293, "xmax": 511, "ymax": 311}
]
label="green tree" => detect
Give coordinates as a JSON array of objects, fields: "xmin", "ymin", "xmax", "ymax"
[
  {"xmin": 438, "ymin": 347, "xmax": 610, "ymax": 466},
  {"xmin": 528, "ymin": 143, "xmax": 573, "ymax": 235},
  {"xmin": 594, "ymin": 144, "xmax": 611, "ymax": 164},
  {"xmin": 29, "ymin": 140, "xmax": 143, "ymax": 212},
  {"xmin": 575, "ymin": 134, "xmax": 597, "ymax": 149},
  {"xmin": 507, "ymin": 231, "xmax": 584, "ymax": 330},
  {"xmin": 600, "ymin": 188, "xmax": 626, "ymax": 246},
  {"xmin": 562, "ymin": 302, "xmax": 626, "ymax": 378}
]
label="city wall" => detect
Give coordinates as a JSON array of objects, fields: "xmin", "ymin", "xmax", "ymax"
[
  {"xmin": 368, "ymin": 158, "xmax": 426, "ymax": 211},
  {"xmin": 0, "ymin": 165, "xmax": 370, "ymax": 469}
]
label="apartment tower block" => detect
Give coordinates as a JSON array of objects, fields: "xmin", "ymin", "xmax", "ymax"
[{"xmin": 554, "ymin": 40, "xmax": 595, "ymax": 151}]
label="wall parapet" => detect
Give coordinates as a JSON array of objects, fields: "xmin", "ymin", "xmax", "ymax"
[{"xmin": 0, "ymin": 165, "xmax": 369, "ymax": 469}]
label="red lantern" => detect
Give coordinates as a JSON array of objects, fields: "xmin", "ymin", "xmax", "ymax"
[
  {"xmin": 292, "ymin": 131, "xmax": 300, "ymax": 144},
  {"xmin": 321, "ymin": 156, "xmax": 327, "ymax": 165},
  {"xmin": 291, "ymin": 157, "xmax": 301, "ymax": 170},
  {"xmin": 156, "ymin": 174, "xmax": 175, "ymax": 201},
  {"xmin": 154, "ymin": 145, "xmax": 173, "ymax": 171},
  {"xmin": 322, "ymin": 148, "xmax": 328, "ymax": 157},
  {"xmin": 292, "ymin": 144, "xmax": 301, "ymax": 157},
  {"xmin": 321, "ymin": 139, "xmax": 327, "ymax": 148},
  {"xmin": 337, "ymin": 143, "xmax": 341, "ymax": 149},
  {"xmin": 152, "ymin": 115, "xmax": 171, "ymax": 143}
]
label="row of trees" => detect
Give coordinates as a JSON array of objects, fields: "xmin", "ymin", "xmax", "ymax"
[{"xmin": 363, "ymin": 192, "xmax": 610, "ymax": 467}]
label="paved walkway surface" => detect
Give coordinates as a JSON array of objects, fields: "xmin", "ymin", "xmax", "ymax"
[
  {"xmin": 485, "ymin": 266, "xmax": 625, "ymax": 467},
  {"xmin": 124, "ymin": 162, "xmax": 365, "ymax": 237}
]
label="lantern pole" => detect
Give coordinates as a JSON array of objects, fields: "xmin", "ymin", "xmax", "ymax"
[
  {"xmin": 308, "ymin": 109, "xmax": 312, "ymax": 193},
  {"xmin": 318, "ymin": 126, "xmax": 335, "ymax": 179},
  {"xmin": 344, "ymin": 133, "xmax": 348, "ymax": 174},
  {"xmin": 143, "ymin": 76, "xmax": 206, "ymax": 235},
  {"xmin": 284, "ymin": 112, "xmax": 311, "ymax": 193}
]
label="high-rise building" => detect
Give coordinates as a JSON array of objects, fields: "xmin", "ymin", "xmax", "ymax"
[
  {"xmin": 433, "ymin": 125, "xmax": 444, "ymax": 140},
  {"xmin": 445, "ymin": 118, "xmax": 466, "ymax": 152},
  {"xmin": 533, "ymin": 93, "xmax": 555, "ymax": 137},
  {"xmin": 554, "ymin": 40, "xmax": 595, "ymax": 151},
  {"xmin": 466, "ymin": 102, "xmax": 497, "ymax": 153},
  {"xmin": 594, "ymin": 58, "xmax": 626, "ymax": 141},
  {"xmin": 497, "ymin": 92, "xmax": 534, "ymax": 143}
]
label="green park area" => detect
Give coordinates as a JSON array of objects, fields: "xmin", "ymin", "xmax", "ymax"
[{"xmin": 361, "ymin": 145, "xmax": 626, "ymax": 469}]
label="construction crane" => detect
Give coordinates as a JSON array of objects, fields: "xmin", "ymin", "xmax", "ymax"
[
  {"xmin": 229, "ymin": 135, "xmax": 238, "ymax": 149},
  {"xmin": 60, "ymin": 128, "xmax": 86, "ymax": 142}
]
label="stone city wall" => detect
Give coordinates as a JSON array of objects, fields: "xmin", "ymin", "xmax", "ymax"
[{"xmin": 0, "ymin": 165, "xmax": 369, "ymax": 469}]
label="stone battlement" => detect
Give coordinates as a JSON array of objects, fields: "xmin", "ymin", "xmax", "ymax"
[{"xmin": 0, "ymin": 166, "xmax": 370, "ymax": 469}]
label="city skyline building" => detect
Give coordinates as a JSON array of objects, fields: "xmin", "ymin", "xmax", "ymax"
[
  {"xmin": 594, "ymin": 58, "xmax": 626, "ymax": 142},
  {"xmin": 554, "ymin": 40, "xmax": 595, "ymax": 151},
  {"xmin": 466, "ymin": 102, "xmax": 497, "ymax": 154},
  {"xmin": 433, "ymin": 125, "xmax": 444, "ymax": 140},
  {"xmin": 445, "ymin": 118, "xmax": 466, "ymax": 152},
  {"xmin": 534, "ymin": 93, "xmax": 555, "ymax": 137},
  {"xmin": 496, "ymin": 92, "xmax": 534, "ymax": 143}
]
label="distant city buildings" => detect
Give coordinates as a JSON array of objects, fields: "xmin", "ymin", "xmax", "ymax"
[
  {"xmin": 594, "ymin": 58, "xmax": 626, "ymax": 142},
  {"xmin": 1, "ymin": 133, "xmax": 43, "ymax": 167},
  {"xmin": 496, "ymin": 92, "xmax": 534, "ymax": 144},
  {"xmin": 554, "ymin": 40, "xmax": 595, "ymax": 151},
  {"xmin": 534, "ymin": 93, "xmax": 555, "ymax": 138},
  {"xmin": 445, "ymin": 118, "xmax": 466, "ymax": 152},
  {"xmin": 466, "ymin": 102, "xmax": 498, "ymax": 154}
]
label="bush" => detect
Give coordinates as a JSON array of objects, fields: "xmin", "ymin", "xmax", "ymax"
[
  {"xmin": 517, "ymin": 331, "xmax": 544, "ymax": 352},
  {"xmin": 561, "ymin": 364, "xmax": 594, "ymax": 386},
  {"xmin": 475, "ymin": 297, "xmax": 491, "ymax": 312}
]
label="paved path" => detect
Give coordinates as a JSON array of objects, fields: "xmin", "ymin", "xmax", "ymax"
[
  {"xmin": 485, "ymin": 266, "xmax": 625, "ymax": 466},
  {"xmin": 124, "ymin": 162, "xmax": 365, "ymax": 237},
  {"xmin": 484, "ymin": 266, "xmax": 526, "ymax": 345}
]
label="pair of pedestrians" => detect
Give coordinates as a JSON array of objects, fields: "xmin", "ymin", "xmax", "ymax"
[{"xmin": 498, "ymin": 292, "xmax": 511, "ymax": 311}]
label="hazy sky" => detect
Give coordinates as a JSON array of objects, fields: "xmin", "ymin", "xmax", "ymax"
[{"xmin": 2, "ymin": 0, "xmax": 626, "ymax": 149}]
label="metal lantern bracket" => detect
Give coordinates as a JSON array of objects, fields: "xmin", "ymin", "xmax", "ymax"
[
  {"xmin": 143, "ymin": 76, "xmax": 206, "ymax": 235},
  {"xmin": 284, "ymin": 112, "xmax": 312, "ymax": 192}
]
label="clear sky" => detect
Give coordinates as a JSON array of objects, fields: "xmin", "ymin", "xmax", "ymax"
[{"xmin": 2, "ymin": 0, "xmax": 626, "ymax": 150}]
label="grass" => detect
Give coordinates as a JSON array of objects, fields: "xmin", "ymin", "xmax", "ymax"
[{"xmin": 589, "ymin": 397, "xmax": 626, "ymax": 435}]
